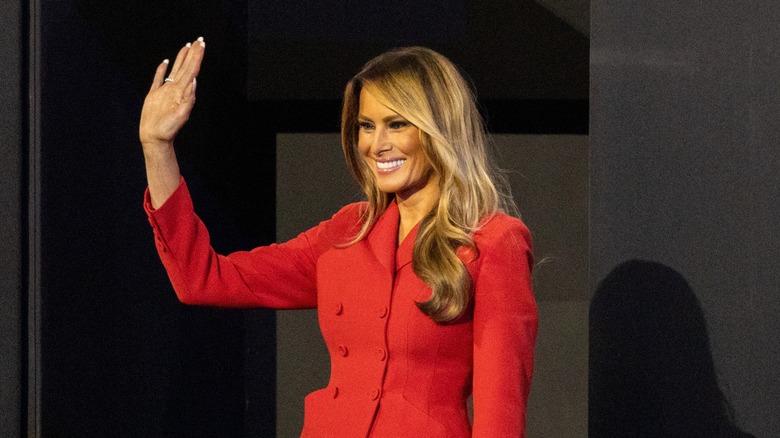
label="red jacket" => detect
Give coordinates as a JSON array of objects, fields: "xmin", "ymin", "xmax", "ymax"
[{"xmin": 145, "ymin": 178, "xmax": 537, "ymax": 437}]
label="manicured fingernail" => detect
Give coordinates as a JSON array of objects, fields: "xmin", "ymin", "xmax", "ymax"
[
  {"xmin": 163, "ymin": 59, "xmax": 169, "ymax": 64},
  {"xmin": 197, "ymin": 36, "xmax": 204, "ymax": 42},
  {"xmin": 186, "ymin": 42, "xmax": 192, "ymax": 48}
]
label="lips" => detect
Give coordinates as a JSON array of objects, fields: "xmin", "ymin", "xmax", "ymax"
[{"xmin": 376, "ymin": 159, "xmax": 405, "ymax": 173}]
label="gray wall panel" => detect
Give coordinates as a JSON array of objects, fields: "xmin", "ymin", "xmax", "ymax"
[
  {"xmin": 0, "ymin": 0, "xmax": 24, "ymax": 435},
  {"xmin": 591, "ymin": 1, "xmax": 780, "ymax": 436}
]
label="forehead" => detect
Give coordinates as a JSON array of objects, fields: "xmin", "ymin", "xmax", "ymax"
[{"xmin": 358, "ymin": 86, "xmax": 400, "ymax": 118}]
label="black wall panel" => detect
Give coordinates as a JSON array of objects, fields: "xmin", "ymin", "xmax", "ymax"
[{"xmin": 34, "ymin": 1, "xmax": 273, "ymax": 435}]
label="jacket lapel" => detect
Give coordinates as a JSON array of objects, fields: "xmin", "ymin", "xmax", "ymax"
[
  {"xmin": 365, "ymin": 200, "xmax": 400, "ymax": 276},
  {"xmin": 395, "ymin": 222, "xmax": 419, "ymax": 272}
]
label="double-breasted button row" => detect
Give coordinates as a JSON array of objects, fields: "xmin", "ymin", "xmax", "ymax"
[{"xmin": 330, "ymin": 301, "xmax": 388, "ymax": 403}]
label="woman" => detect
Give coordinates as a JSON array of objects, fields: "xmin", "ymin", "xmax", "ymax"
[{"xmin": 140, "ymin": 38, "xmax": 537, "ymax": 437}]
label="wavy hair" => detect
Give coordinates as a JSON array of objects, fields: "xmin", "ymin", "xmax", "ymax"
[{"xmin": 341, "ymin": 47, "xmax": 516, "ymax": 323}]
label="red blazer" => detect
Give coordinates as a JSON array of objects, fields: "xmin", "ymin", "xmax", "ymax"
[{"xmin": 145, "ymin": 178, "xmax": 537, "ymax": 437}]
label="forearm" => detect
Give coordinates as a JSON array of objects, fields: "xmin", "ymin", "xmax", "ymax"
[
  {"xmin": 144, "ymin": 179, "xmax": 323, "ymax": 309},
  {"xmin": 143, "ymin": 141, "xmax": 181, "ymax": 209}
]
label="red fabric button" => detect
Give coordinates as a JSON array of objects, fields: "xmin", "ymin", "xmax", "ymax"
[
  {"xmin": 377, "ymin": 306, "xmax": 388, "ymax": 318},
  {"xmin": 338, "ymin": 344, "xmax": 348, "ymax": 357},
  {"xmin": 369, "ymin": 388, "xmax": 380, "ymax": 400},
  {"xmin": 376, "ymin": 348, "xmax": 387, "ymax": 361},
  {"xmin": 334, "ymin": 302, "xmax": 343, "ymax": 315}
]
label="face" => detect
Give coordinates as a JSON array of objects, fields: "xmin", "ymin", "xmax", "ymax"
[{"xmin": 357, "ymin": 87, "xmax": 437, "ymax": 203}]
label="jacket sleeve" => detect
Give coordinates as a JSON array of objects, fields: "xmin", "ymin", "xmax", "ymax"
[
  {"xmin": 471, "ymin": 217, "xmax": 538, "ymax": 437},
  {"xmin": 144, "ymin": 177, "xmax": 357, "ymax": 309}
]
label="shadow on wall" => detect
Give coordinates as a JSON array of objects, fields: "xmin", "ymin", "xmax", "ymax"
[{"xmin": 589, "ymin": 260, "xmax": 755, "ymax": 437}]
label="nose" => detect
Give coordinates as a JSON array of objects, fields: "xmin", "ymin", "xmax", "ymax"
[{"xmin": 370, "ymin": 127, "xmax": 392, "ymax": 155}]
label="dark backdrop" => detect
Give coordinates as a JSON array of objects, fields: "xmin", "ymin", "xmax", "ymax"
[
  {"xmin": 5, "ymin": 0, "xmax": 776, "ymax": 436},
  {"xmin": 36, "ymin": 1, "xmax": 268, "ymax": 436}
]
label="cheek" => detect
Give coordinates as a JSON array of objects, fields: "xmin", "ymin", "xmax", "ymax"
[
  {"xmin": 356, "ymin": 134, "xmax": 370, "ymax": 156},
  {"xmin": 403, "ymin": 136, "xmax": 427, "ymax": 165},
  {"xmin": 355, "ymin": 142, "xmax": 372, "ymax": 169}
]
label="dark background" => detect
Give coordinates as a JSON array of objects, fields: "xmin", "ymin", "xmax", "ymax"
[{"xmin": 3, "ymin": 0, "xmax": 777, "ymax": 437}]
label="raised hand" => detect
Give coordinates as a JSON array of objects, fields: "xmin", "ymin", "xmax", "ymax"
[
  {"xmin": 139, "ymin": 37, "xmax": 205, "ymax": 209},
  {"xmin": 139, "ymin": 37, "xmax": 206, "ymax": 150}
]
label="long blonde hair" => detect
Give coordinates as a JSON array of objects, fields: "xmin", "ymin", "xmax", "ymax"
[{"xmin": 341, "ymin": 47, "xmax": 516, "ymax": 323}]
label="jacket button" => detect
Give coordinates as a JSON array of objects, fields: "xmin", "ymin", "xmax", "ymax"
[
  {"xmin": 338, "ymin": 344, "xmax": 348, "ymax": 357},
  {"xmin": 331, "ymin": 386, "xmax": 339, "ymax": 398},
  {"xmin": 376, "ymin": 348, "xmax": 387, "ymax": 361},
  {"xmin": 369, "ymin": 388, "xmax": 380, "ymax": 400},
  {"xmin": 377, "ymin": 306, "xmax": 388, "ymax": 318},
  {"xmin": 334, "ymin": 302, "xmax": 343, "ymax": 315}
]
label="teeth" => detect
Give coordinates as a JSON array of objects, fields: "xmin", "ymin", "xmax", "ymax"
[{"xmin": 377, "ymin": 159, "xmax": 405, "ymax": 169}]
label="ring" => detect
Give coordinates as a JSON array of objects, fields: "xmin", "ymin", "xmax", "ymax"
[{"xmin": 164, "ymin": 77, "xmax": 174, "ymax": 83}]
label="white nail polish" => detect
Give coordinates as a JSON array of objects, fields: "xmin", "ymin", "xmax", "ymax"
[
  {"xmin": 197, "ymin": 36, "xmax": 204, "ymax": 42},
  {"xmin": 163, "ymin": 59, "xmax": 169, "ymax": 64},
  {"xmin": 186, "ymin": 42, "xmax": 192, "ymax": 48}
]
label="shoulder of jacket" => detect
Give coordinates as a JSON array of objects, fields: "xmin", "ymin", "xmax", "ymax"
[
  {"xmin": 474, "ymin": 213, "xmax": 531, "ymax": 247},
  {"xmin": 315, "ymin": 201, "xmax": 367, "ymax": 245}
]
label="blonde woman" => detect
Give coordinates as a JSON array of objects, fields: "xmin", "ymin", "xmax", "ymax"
[{"xmin": 140, "ymin": 39, "xmax": 537, "ymax": 437}]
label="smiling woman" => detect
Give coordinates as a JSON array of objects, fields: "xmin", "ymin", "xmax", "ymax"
[
  {"xmin": 140, "ymin": 42, "xmax": 537, "ymax": 437},
  {"xmin": 341, "ymin": 47, "xmax": 520, "ymax": 323},
  {"xmin": 357, "ymin": 86, "xmax": 438, "ymax": 242}
]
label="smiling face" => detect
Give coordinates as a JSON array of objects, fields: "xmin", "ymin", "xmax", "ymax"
[{"xmin": 357, "ymin": 87, "xmax": 438, "ymax": 203}]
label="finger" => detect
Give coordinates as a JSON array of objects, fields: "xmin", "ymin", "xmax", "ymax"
[
  {"xmin": 175, "ymin": 37, "xmax": 205, "ymax": 83},
  {"xmin": 168, "ymin": 43, "xmax": 191, "ymax": 79},
  {"xmin": 148, "ymin": 59, "xmax": 170, "ymax": 93},
  {"xmin": 173, "ymin": 78, "xmax": 198, "ymax": 122},
  {"xmin": 180, "ymin": 78, "xmax": 197, "ymax": 103}
]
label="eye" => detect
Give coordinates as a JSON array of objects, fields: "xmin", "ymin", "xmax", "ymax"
[
  {"xmin": 388, "ymin": 120, "xmax": 409, "ymax": 129},
  {"xmin": 358, "ymin": 121, "xmax": 374, "ymax": 131}
]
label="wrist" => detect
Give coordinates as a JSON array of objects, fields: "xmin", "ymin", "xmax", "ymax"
[{"xmin": 142, "ymin": 140, "xmax": 175, "ymax": 158}]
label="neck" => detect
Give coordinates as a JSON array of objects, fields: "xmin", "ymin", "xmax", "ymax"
[{"xmin": 395, "ymin": 179, "xmax": 440, "ymax": 244}]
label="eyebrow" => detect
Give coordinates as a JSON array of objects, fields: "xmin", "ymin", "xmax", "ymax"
[{"xmin": 357, "ymin": 114, "xmax": 407, "ymax": 123}]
